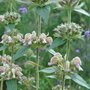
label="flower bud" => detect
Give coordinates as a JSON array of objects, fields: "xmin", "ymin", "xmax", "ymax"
[
  {"xmin": 0, "ymin": 15, "xmax": 4, "ymax": 22},
  {"xmin": 71, "ymin": 57, "xmax": 83, "ymax": 71},
  {"xmin": 39, "ymin": 33, "xmax": 47, "ymax": 44},
  {"xmin": 65, "ymin": 61, "xmax": 70, "ymax": 72},
  {"xmin": 46, "ymin": 37, "xmax": 53, "ymax": 45}
]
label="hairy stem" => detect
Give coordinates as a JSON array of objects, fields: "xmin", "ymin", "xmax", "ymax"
[
  {"xmin": 67, "ymin": 6, "xmax": 72, "ymax": 23},
  {"xmin": 61, "ymin": 72, "xmax": 65, "ymax": 90},
  {"xmin": 36, "ymin": 15, "xmax": 41, "ymax": 90},
  {"xmin": 1, "ymin": 78, "xmax": 3, "ymax": 90}
]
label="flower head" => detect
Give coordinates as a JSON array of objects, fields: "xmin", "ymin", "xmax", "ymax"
[
  {"xmin": 19, "ymin": 7, "xmax": 28, "ymax": 14},
  {"xmin": 48, "ymin": 52, "xmax": 63, "ymax": 66},
  {"xmin": 85, "ymin": 30, "xmax": 90, "ymax": 38},
  {"xmin": 71, "ymin": 57, "xmax": 83, "ymax": 71},
  {"xmin": 0, "ymin": 15, "xmax": 4, "ymax": 22},
  {"xmin": 75, "ymin": 49, "xmax": 80, "ymax": 53}
]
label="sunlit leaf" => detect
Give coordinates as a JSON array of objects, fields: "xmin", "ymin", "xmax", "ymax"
[
  {"xmin": 40, "ymin": 67, "xmax": 56, "ymax": 73},
  {"xmin": 71, "ymin": 73, "xmax": 90, "ymax": 89},
  {"xmin": 48, "ymin": 49, "xmax": 56, "ymax": 55},
  {"xmin": 74, "ymin": 8, "xmax": 90, "ymax": 17},
  {"xmin": 47, "ymin": 75, "xmax": 56, "ymax": 79}
]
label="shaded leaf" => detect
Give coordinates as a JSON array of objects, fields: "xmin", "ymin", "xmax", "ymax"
[
  {"xmin": 36, "ymin": 5, "xmax": 51, "ymax": 24},
  {"xmin": 71, "ymin": 73, "xmax": 90, "ymax": 89},
  {"xmin": 6, "ymin": 79, "xmax": 17, "ymax": 90},
  {"xmin": 13, "ymin": 44, "xmax": 29, "ymax": 60},
  {"xmin": 47, "ymin": 38, "xmax": 65, "ymax": 49},
  {"xmin": 0, "ymin": 45, "xmax": 8, "ymax": 51}
]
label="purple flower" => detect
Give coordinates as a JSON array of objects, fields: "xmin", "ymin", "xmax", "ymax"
[
  {"xmin": 75, "ymin": 49, "xmax": 80, "ymax": 53},
  {"xmin": 85, "ymin": 30, "xmax": 90, "ymax": 38},
  {"xmin": 19, "ymin": 7, "xmax": 28, "ymax": 14}
]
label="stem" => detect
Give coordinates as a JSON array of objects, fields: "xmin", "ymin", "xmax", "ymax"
[
  {"xmin": 66, "ymin": 40, "xmax": 70, "ymax": 60},
  {"xmin": 1, "ymin": 78, "xmax": 3, "ymax": 90},
  {"xmin": 61, "ymin": 72, "xmax": 65, "ymax": 90},
  {"xmin": 67, "ymin": 6, "xmax": 72, "ymax": 23},
  {"xmin": 36, "ymin": 48, "xmax": 39, "ymax": 90},
  {"xmin": 36, "ymin": 15, "xmax": 41, "ymax": 90},
  {"xmin": 66, "ymin": 5, "xmax": 72, "ymax": 90}
]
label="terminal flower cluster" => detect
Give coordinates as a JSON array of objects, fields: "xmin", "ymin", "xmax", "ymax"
[
  {"xmin": 17, "ymin": 31, "xmax": 53, "ymax": 46},
  {"xmin": 0, "ymin": 11, "xmax": 21, "ymax": 25},
  {"xmin": 54, "ymin": 22, "xmax": 82, "ymax": 40},
  {"xmin": 48, "ymin": 52, "xmax": 83, "ymax": 72},
  {"xmin": 0, "ymin": 55, "xmax": 28, "ymax": 83}
]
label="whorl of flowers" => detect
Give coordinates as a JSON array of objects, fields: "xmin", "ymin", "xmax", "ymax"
[
  {"xmin": 54, "ymin": 22, "xmax": 82, "ymax": 40},
  {"xmin": 48, "ymin": 52, "xmax": 83, "ymax": 72},
  {"xmin": 4, "ymin": 11, "xmax": 21, "ymax": 25},
  {"xmin": 48, "ymin": 52, "xmax": 63, "ymax": 66},
  {"xmin": 0, "ymin": 55, "xmax": 27, "ymax": 82},
  {"xmin": 17, "ymin": 31, "xmax": 53, "ymax": 46},
  {"xmin": 71, "ymin": 56, "xmax": 83, "ymax": 71},
  {"xmin": 0, "ymin": 30, "xmax": 21, "ymax": 44},
  {"xmin": 59, "ymin": 0, "xmax": 79, "ymax": 7},
  {"xmin": 31, "ymin": 0, "xmax": 48, "ymax": 5}
]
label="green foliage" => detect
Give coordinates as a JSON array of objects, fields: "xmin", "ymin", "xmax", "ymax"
[{"xmin": 6, "ymin": 79, "xmax": 17, "ymax": 90}]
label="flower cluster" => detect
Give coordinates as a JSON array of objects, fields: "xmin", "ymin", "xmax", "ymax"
[
  {"xmin": 59, "ymin": 0, "xmax": 79, "ymax": 7},
  {"xmin": 4, "ymin": 11, "xmax": 21, "ymax": 25},
  {"xmin": 17, "ymin": 31, "xmax": 53, "ymax": 46},
  {"xmin": 0, "ymin": 55, "xmax": 27, "ymax": 82},
  {"xmin": 54, "ymin": 22, "xmax": 82, "ymax": 40},
  {"xmin": 0, "ymin": 29, "xmax": 20, "ymax": 44},
  {"xmin": 84, "ymin": 30, "xmax": 90, "ymax": 39},
  {"xmin": 48, "ymin": 52, "xmax": 83, "ymax": 72},
  {"xmin": 31, "ymin": 0, "xmax": 48, "ymax": 5},
  {"xmin": 19, "ymin": 7, "xmax": 28, "ymax": 14}
]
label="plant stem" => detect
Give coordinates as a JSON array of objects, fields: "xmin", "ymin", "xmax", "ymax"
[
  {"xmin": 67, "ymin": 5, "xmax": 72, "ymax": 90},
  {"xmin": 61, "ymin": 72, "xmax": 65, "ymax": 90},
  {"xmin": 1, "ymin": 78, "xmax": 3, "ymax": 90},
  {"xmin": 36, "ymin": 15, "xmax": 41, "ymax": 90},
  {"xmin": 67, "ymin": 6, "xmax": 71, "ymax": 23}
]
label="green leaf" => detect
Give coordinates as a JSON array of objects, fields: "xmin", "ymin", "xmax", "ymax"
[
  {"xmin": 0, "ymin": 45, "xmax": 8, "ymax": 51},
  {"xmin": 48, "ymin": 49, "xmax": 56, "ymax": 55},
  {"xmin": 74, "ymin": 8, "xmax": 90, "ymax": 17},
  {"xmin": 71, "ymin": 73, "xmax": 90, "ymax": 89},
  {"xmin": 6, "ymin": 79, "xmax": 17, "ymax": 90},
  {"xmin": 40, "ymin": 67, "xmax": 56, "ymax": 73},
  {"xmin": 16, "ymin": 0, "xmax": 30, "ymax": 4},
  {"xmin": 47, "ymin": 75, "xmax": 56, "ymax": 79},
  {"xmin": 47, "ymin": 38, "xmax": 65, "ymax": 49},
  {"xmin": 36, "ymin": 5, "xmax": 51, "ymax": 24},
  {"xmin": 13, "ymin": 44, "xmax": 29, "ymax": 60}
]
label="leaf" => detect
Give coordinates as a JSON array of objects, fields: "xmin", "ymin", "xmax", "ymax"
[
  {"xmin": 0, "ymin": 45, "xmax": 8, "ymax": 51},
  {"xmin": 13, "ymin": 44, "xmax": 29, "ymax": 60},
  {"xmin": 40, "ymin": 67, "xmax": 56, "ymax": 73},
  {"xmin": 16, "ymin": 0, "xmax": 30, "ymax": 4},
  {"xmin": 6, "ymin": 79, "xmax": 17, "ymax": 90},
  {"xmin": 47, "ymin": 38, "xmax": 65, "ymax": 49},
  {"xmin": 74, "ymin": 8, "xmax": 90, "ymax": 17},
  {"xmin": 48, "ymin": 49, "xmax": 56, "ymax": 55},
  {"xmin": 47, "ymin": 75, "xmax": 56, "ymax": 79},
  {"xmin": 36, "ymin": 5, "xmax": 51, "ymax": 24},
  {"xmin": 71, "ymin": 73, "xmax": 90, "ymax": 89}
]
